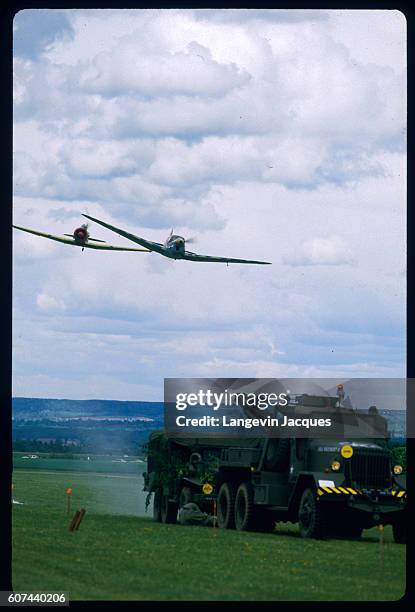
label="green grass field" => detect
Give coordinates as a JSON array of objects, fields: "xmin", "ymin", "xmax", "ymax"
[{"xmin": 12, "ymin": 467, "xmax": 406, "ymax": 601}]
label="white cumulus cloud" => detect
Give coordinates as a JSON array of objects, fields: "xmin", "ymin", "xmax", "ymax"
[
  {"xmin": 284, "ymin": 237, "xmax": 355, "ymax": 267},
  {"xmin": 12, "ymin": 9, "xmax": 406, "ymax": 399}
]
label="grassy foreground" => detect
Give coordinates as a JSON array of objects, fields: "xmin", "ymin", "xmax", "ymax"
[{"xmin": 12, "ymin": 468, "xmax": 406, "ymax": 601}]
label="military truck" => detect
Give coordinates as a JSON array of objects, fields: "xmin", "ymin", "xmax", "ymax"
[{"xmin": 143, "ymin": 394, "xmax": 406, "ymax": 541}]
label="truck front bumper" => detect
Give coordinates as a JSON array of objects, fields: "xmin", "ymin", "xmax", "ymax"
[{"xmin": 317, "ymin": 486, "xmax": 406, "ymax": 522}]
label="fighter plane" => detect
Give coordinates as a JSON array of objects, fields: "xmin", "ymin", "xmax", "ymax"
[
  {"xmin": 12, "ymin": 223, "xmax": 150, "ymax": 253},
  {"xmin": 82, "ymin": 214, "xmax": 271, "ymax": 265}
]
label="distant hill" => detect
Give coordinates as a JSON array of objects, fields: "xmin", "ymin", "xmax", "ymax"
[
  {"xmin": 12, "ymin": 397, "xmax": 405, "ymax": 445},
  {"xmin": 12, "ymin": 397, "xmax": 164, "ymax": 421},
  {"xmin": 12, "ymin": 398, "xmax": 165, "ymax": 453}
]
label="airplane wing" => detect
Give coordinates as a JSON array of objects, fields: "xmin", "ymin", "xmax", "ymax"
[
  {"xmin": 182, "ymin": 251, "xmax": 271, "ymax": 265},
  {"xmin": 82, "ymin": 214, "xmax": 166, "ymax": 254},
  {"xmin": 13, "ymin": 225, "xmax": 150, "ymax": 252},
  {"xmin": 64, "ymin": 234, "xmax": 107, "ymax": 243}
]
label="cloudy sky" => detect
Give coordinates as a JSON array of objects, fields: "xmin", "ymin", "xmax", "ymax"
[{"xmin": 12, "ymin": 9, "xmax": 406, "ymax": 400}]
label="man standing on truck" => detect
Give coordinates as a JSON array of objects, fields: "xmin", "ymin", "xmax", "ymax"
[{"xmin": 178, "ymin": 502, "xmax": 217, "ymax": 527}]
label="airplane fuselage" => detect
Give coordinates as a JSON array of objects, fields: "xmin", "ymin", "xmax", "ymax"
[
  {"xmin": 164, "ymin": 235, "xmax": 186, "ymax": 259},
  {"xmin": 73, "ymin": 225, "xmax": 89, "ymax": 245}
]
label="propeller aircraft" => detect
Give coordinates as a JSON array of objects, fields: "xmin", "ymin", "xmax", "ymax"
[
  {"xmin": 81, "ymin": 214, "xmax": 271, "ymax": 265},
  {"xmin": 13, "ymin": 216, "xmax": 271, "ymax": 265},
  {"xmin": 12, "ymin": 223, "xmax": 150, "ymax": 253}
]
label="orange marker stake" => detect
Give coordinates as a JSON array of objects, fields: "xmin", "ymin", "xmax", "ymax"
[
  {"xmin": 378, "ymin": 524, "xmax": 384, "ymax": 569},
  {"xmin": 66, "ymin": 488, "xmax": 73, "ymax": 516}
]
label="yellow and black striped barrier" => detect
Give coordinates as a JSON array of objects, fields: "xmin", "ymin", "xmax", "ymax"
[
  {"xmin": 317, "ymin": 487, "xmax": 407, "ymax": 498},
  {"xmin": 317, "ymin": 486, "xmax": 361, "ymax": 496},
  {"xmin": 391, "ymin": 489, "xmax": 407, "ymax": 499}
]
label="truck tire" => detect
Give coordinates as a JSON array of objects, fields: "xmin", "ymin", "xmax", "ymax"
[
  {"xmin": 298, "ymin": 488, "xmax": 327, "ymax": 538},
  {"xmin": 235, "ymin": 482, "xmax": 256, "ymax": 531},
  {"xmin": 160, "ymin": 494, "xmax": 178, "ymax": 524},
  {"xmin": 153, "ymin": 489, "xmax": 162, "ymax": 522},
  {"xmin": 392, "ymin": 520, "xmax": 406, "ymax": 544},
  {"xmin": 264, "ymin": 438, "xmax": 290, "ymax": 471},
  {"xmin": 217, "ymin": 482, "xmax": 236, "ymax": 529},
  {"xmin": 179, "ymin": 486, "xmax": 193, "ymax": 508}
]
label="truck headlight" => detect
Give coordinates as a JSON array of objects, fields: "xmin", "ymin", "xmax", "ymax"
[
  {"xmin": 393, "ymin": 464, "xmax": 403, "ymax": 475},
  {"xmin": 331, "ymin": 460, "xmax": 341, "ymax": 471}
]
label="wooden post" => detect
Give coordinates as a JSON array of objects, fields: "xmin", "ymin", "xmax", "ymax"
[
  {"xmin": 69, "ymin": 508, "xmax": 86, "ymax": 532},
  {"xmin": 74, "ymin": 508, "xmax": 86, "ymax": 531},
  {"xmin": 69, "ymin": 510, "xmax": 81, "ymax": 532}
]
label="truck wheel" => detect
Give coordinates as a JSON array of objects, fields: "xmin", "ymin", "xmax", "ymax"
[
  {"xmin": 392, "ymin": 520, "xmax": 406, "ymax": 544},
  {"xmin": 217, "ymin": 482, "xmax": 236, "ymax": 529},
  {"xmin": 298, "ymin": 488, "xmax": 326, "ymax": 538},
  {"xmin": 153, "ymin": 490, "xmax": 162, "ymax": 522},
  {"xmin": 235, "ymin": 482, "xmax": 256, "ymax": 531},
  {"xmin": 264, "ymin": 439, "xmax": 290, "ymax": 471},
  {"xmin": 179, "ymin": 486, "xmax": 193, "ymax": 508},
  {"xmin": 160, "ymin": 494, "xmax": 178, "ymax": 524}
]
